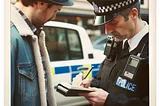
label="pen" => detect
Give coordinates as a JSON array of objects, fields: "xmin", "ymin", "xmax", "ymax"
[
  {"xmin": 80, "ymin": 67, "xmax": 93, "ymax": 85},
  {"xmin": 83, "ymin": 67, "xmax": 93, "ymax": 79}
]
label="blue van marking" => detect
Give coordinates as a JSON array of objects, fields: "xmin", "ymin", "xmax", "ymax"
[
  {"xmin": 53, "ymin": 63, "xmax": 100, "ymax": 76},
  {"xmin": 54, "ymin": 66, "xmax": 70, "ymax": 74},
  {"xmin": 92, "ymin": 70, "xmax": 98, "ymax": 77},
  {"xmin": 92, "ymin": 63, "xmax": 100, "ymax": 69},
  {"xmin": 71, "ymin": 65, "xmax": 83, "ymax": 72}
]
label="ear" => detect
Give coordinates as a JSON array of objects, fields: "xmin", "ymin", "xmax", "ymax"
[
  {"xmin": 129, "ymin": 8, "xmax": 139, "ymax": 20},
  {"xmin": 37, "ymin": 1, "xmax": 46, "ymax": 9}
]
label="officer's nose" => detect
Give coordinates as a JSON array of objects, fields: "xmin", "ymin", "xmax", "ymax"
[{"xmin": 105, "ymin": 23, "xmax": 113, "ymax": 34}]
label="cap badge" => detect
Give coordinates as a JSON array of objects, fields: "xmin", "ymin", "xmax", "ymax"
[{"xmin": 92, "ymin": 2, "xmax": 99, "ymax": 13}]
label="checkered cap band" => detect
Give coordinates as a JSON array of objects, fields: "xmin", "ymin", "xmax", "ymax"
[{"xmin": 92, "ymin": 0, "xmax": 136, "ymax": 15}]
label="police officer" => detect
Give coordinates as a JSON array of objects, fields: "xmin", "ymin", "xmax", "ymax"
[
  {"xmin": 73, "ymin": 0, "xmax": 149, "ymax": 106},
  {"xmin": 11, "ymin": 0, "xmax": 73, "ymax": 106}
]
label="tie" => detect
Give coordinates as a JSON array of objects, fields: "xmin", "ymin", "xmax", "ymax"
[{"xmin": 123, "ymin": 40, "xmax": 129, "ymax": 53}]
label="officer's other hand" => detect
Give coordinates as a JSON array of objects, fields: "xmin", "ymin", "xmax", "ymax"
[
  {"xmin": 79, "ymin": 87, "xmax": 109, "ymax": 106},
  {"xmin": 72, "ymin": 73, "xmax": 90, "ymax": 88}
]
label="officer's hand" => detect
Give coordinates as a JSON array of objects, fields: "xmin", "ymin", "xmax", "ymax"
[
  {"xmin": 72, "ymin": 73, "xmax": 90, "ymax": 88},
  {"xmin": 79, "ymin": 87, "xmax": 109, "ymax": 106}
]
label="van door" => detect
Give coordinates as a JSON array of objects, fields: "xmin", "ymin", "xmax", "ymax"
[{"xmin": 43, "ymin": 25, "xmax": 102, "ymax": 106}]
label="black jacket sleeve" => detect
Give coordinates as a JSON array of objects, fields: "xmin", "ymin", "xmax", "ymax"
[{"xmin": 104, "ymin": 93, "xmax": 149, "ymax": 106}]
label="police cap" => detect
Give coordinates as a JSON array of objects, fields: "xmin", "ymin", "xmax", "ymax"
[
  {"xmin": 87, "ymin": 0, "xmax": 139, "ymax": 26},
  {"xmin": 47, "ymin": 0, "xmax": 74, "ymax": 6}
]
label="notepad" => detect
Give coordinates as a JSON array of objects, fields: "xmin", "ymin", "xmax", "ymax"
[{"xmin": 56, "ymin": 82, "xmax": 94, "ymax": 96}]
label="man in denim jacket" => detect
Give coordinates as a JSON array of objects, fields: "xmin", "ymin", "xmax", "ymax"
[{"xmin": 11, "ymin": 0, "xmax": 73, "ymax": 106}]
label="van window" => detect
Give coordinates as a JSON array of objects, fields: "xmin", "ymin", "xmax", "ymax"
[{"xmin": 43, "ymin": 26, "xmax": 83, "ymax": 61}]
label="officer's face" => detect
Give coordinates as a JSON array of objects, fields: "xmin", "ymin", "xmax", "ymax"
[
  {"xmin": 105, "ymin": 14, "xmax": 135, "ymax": 40},
  {"xmin": 33, "ymin": 2, "xmax": 62, "ymax": 28}
]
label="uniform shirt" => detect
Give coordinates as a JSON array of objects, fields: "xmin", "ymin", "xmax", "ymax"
[{"xmin": 128, "ymin": 21, "xmax": 149, "ymax": 52}]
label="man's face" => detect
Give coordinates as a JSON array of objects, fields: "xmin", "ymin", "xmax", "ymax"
[
  {"xmin": 33, "ymin": 2, "xmax": 62, "ymax": 28},
  {"xmin": 105, "ymin": 14, "xmax": 135, "ymax": 40}
]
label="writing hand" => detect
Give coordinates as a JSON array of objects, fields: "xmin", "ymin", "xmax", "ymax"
[{"xmin": 72, "ymin": 73, "xmax": 90, "ymax": 88}]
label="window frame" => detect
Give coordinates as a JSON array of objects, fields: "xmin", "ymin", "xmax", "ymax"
[{"xmin": 43, "ymin": 26, "xmax": 84, "ymax": 61}]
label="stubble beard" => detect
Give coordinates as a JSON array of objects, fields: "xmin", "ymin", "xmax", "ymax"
[{"xmin": 112, "ymin": 32, "xmax": 125, "ymax": 41}]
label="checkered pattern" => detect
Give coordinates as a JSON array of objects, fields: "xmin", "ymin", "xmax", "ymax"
[{"xmin": 93, "ymin": 0, "xmax": 136, "ymax": 13}]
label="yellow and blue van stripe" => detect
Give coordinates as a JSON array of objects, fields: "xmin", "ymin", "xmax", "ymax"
[{"xmin": 51, "ymin": 63, "xmax": 101, "ymax": 81}]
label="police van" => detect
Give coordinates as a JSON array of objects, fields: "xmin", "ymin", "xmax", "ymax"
[{"xmin": 43, "ymin": 21, "xmax": 105, "ymax": 106}]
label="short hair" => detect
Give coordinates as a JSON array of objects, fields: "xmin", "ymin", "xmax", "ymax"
[{"xmin": 119, "ymin": 1, "xmax": 141, "ymax": 21}]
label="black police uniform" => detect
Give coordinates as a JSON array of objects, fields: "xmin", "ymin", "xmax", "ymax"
[
  {"xmin": 87, "ymin": 0, "xmax": 149, "ymax": 106},
  {"xmin": 91, "ymin": 34, "xmax": 149, "ymax": 106}
]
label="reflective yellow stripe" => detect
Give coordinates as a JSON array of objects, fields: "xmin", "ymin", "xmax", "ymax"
[{"xmin": 52, "ymin": 67, "xmax": 55, "ymax": 75}]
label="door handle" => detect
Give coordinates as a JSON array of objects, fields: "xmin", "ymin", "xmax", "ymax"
[{"xmin": 77, "ymin": 67, "xmax": 89, "ymax": 71}]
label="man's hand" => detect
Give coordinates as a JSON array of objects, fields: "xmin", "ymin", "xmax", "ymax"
[
  {"xmin": 72, "ymin": 73, "xmax": 90, "ymax": 88},
  {"xmin": 79, "ymin": 87, "xmax": 109, "ymax": 106}
]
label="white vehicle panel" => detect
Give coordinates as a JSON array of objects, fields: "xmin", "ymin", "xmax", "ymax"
[{"xmin": 44, "ymin": 21, "xmax": 105, "ymax": 105}]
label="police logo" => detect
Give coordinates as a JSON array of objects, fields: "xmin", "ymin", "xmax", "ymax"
[
  {"xmin": 92, "ymin": 2, "xmax": 99, "ymax": 13},
  {"xmin": 116, "ymin": 77, "xmax": 137, "ymax": 92}
]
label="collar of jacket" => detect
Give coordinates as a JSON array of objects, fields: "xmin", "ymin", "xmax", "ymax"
[{"xmin": 11, "ymin": 4, "xmax": 34, "ymax": 37}]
